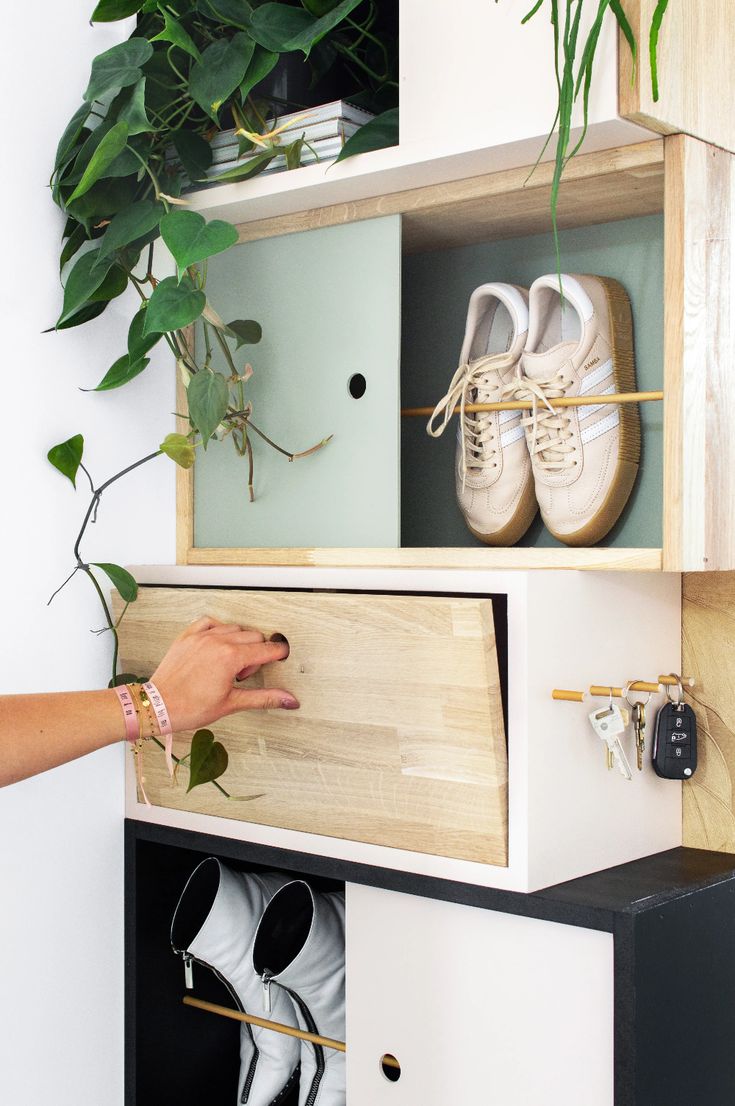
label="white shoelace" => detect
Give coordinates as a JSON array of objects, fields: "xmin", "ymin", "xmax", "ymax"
[
  {"xmin": 510, "ymin": 370, "xmax": 577, "ymax": 473},
  {"xmin": 427, "ymin": 352, "xmax": 517, "ymax": 486}
]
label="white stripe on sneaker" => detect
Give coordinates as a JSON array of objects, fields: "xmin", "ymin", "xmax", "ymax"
[
  {"xmin": 580, "ymin": 358, "xmax": 613, "ymax": 394},
  {"xmin": 580, "ymin": 409, "xmax": 619, "ymax": 444},
  {"xmin": 500, "ymin": 424, "xmax": 525, "ymax": 448},
  {"xmin": 578, "ymin": 384, "xmax": 616, "ymax": 422}
]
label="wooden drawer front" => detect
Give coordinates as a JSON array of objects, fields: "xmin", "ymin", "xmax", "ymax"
[
  {"xmin": 345, "ymin": 884, "xmax": 614, "ymax": 1106},
  {"xmin": 116, "ymin": 588, "xmax": 508, "ymax": 865}
]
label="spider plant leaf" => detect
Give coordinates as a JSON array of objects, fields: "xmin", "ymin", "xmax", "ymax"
[
  {"xmin": 521, "ymin": 0, "xmax": 545, "ymax": 24},
  {"xmin": 649, "ymin": 0, "xmax": 670, "ymax": 102},
  {"xmin": 610, "ymin": 0, "xmax": 637, "ymax": 78}
]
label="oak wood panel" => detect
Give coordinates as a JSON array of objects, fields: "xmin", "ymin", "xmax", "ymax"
[
  {"xmin": 114, "ymin": 587, "xmax": 508, "ymax": 865},
  {"xmin": 682, "ymin": 572, "xmax": 735, "ymax": 853},
  {"xmin": 663, "ymin": 135, "xmax": 735, "ymax": 571},
  {"xmin": 619, "ymin": 1, "xmax": 735, "ymax": 154},
  {"xmin": 233, "ymin": 141, "xmax": 664, "ymax": 253},
  {"xmin": 184, "ymin": 546, "xmax": 663, "ymax": 571}
]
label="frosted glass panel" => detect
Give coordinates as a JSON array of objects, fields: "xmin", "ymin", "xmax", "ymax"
[{"xmin": 194, "ymin": 215, "xmax": 401, "ymax": 548}]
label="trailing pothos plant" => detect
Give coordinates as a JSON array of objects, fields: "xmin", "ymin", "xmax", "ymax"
[
  {"xmin": 47, "ymin": 0, "xmax": 398, "ymax": 794},
  {"xmin": 513, "ymin": 0, "xmax": 670, "ymax": 270}
]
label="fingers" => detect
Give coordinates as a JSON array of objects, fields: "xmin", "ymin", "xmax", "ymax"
[
  {"xmin": 227, "ymin": 687, "xmax": 300, "ymax": 713},
  {"xmin": 181, "ymin": 615, "xmax": 222, "ymax": 637},
  {"xmin": 230, "ymin": 639, "xmax": 290, "ymax": 670}
]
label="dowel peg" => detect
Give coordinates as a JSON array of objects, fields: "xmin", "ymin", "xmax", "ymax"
[{"xmin": 551, "ymin": 689, "xmax": 587, "ymax": 702}]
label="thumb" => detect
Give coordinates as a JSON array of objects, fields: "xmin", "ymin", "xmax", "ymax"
[{"xmin": 227, "ymin": 687, "xmax": 300, "ymax": 713}]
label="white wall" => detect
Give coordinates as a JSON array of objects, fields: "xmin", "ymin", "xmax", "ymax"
[{"xmin": 0, "ymin": 6, "xmax": 175, "ymax": 1103}]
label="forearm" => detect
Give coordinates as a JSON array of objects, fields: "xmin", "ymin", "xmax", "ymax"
[{"xmin": 0, "ymin": 690, "xmax": 125, "ymax": 787}]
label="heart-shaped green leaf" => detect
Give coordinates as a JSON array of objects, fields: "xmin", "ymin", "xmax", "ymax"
[
  {"xmin": 152, "ymin": 11, "xmax": 201, "ymax": 60},
  {"xmin": 117, "ymin": 78, "xmax": 154, "ymax": 135},
  {"xmin": 334, "ymin": 108, "xmax": 399, "ymax": 164},
  {"xmin": 97, "ymin": 199, "xmax": 163, "ymax": 260},
  {"xmin": 54, "ymin": 104, "xmax": 91, "ymax": 173},
  {"xmin": 188, "ymin": 33, "xmax": 254, "ymax": 120},
  {"xmin": 84, "ymin": 38, "xmax": 153, "ymax": 102},
  {"xmin": 91, "ymin": 0, "xmax": 144, "ymax": 20},
  {"xmin": 160, "ymin": 432, "xmax": 196, "ymax": 469},
  {"xmin": 198, "ymin": 0, "xmax": 253, "ymax": 30},
  {"xmin": 68, "ymin": 121, "xmax": 129, "ymax": 202},
  {"xmin": 87, "ymin": 353, "xmax": 150, "ymax": 392},
  {"xmin": 170, "ymin": 130, "xmax": 213, "ymax": 181},
  {"xmin": 187, "ymin": 370, "xmax": 229, "ymax": 447},
  {"xmin": 227, "ymin": 319, "xmax": 262, "ymax": 347},
  {"xmin": 92, "ymin": 562, "xmax": 139, "ymax": 603},
  {"xmin": 128, "ymin": 306, "xmax": 162, "ymax": 361},
  {"xmin": 47, "ymin": 434, "xmax": 84, "ymax": 488},
  {"xmin": 249, "ymin": 0, "xmax": 362, "ymax": 55},
  {"xmin": 238, "ymin": 44, "xmax": 278, "ymax": 101},
  {"xmin": 186, "ymin": 728, "xmax": 229, "ymax": 792},
  {"xmin": 160, "ymin": 210, "xmax": 238, "ymax": 281},
  {"xmin": 143, "ymin": 275, "xmax": 206, "ymax": 334},
  {"xmin": 50, "ymin": 300, "xmax": 108, "ymax": 332}
]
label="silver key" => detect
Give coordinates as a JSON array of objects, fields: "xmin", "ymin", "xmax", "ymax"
[{"xmin": 588, "ymin": 705, "xmax": 633, "ymax": 780}]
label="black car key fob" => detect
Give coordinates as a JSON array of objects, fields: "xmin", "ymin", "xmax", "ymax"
[{"xmin": 653, "ymin": 701, "xmax": 697, "ymax": 779}]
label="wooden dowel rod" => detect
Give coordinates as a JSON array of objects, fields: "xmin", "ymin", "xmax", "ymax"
[
  {"xmin": 402, "ymin": 390, "xmax": 663, "ymax": 418},
  {"xmin": 183, "ymin": 996, "xmax": 348, "ymax": 1055},
  {"xmin": 589, "ymin": 682, "xmax": 661, "ymax": 697},
  {"xmin": 552, "ymin": 677, "xmax": 695, "ymax": 702}
]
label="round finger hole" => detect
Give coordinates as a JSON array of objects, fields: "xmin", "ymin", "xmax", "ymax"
[
  {"xmin": 380, "ymin": 1054, "xmax": 401, "ymax": 1083},
  {"xmin": 348, "ymin": 373, "xmax": 367, "ymax": 399},
  {"xmin": 269, "ymin": 632, "xmax": 290, "ymax": 659}
]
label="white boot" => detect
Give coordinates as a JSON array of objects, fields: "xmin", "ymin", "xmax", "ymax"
[
  {"xmin": 171, "ymin": 858, "xmax": 301, "ymax": 1105},
  {"xmin": 253, "ymin": 881, "xmax": 346, "ymax": 1106}
]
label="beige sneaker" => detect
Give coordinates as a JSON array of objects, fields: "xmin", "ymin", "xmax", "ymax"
[
  {"xmin": 427, "ymin": 283, "xmax": 537, "ymax": 545},
  {"xmin": 513, "ymin": 273, "xmax": 640, "ymax": 546}
]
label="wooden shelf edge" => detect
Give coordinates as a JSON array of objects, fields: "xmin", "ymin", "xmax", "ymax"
[{"xmin": 183, "ymin": 547, "xmax": 664, "ymax": 572}]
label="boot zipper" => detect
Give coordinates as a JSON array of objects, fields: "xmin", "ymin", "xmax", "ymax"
[
  {"xmin": 177, "ymin": 949, "xmax": 259, "ymax": 1104},
  {"xmin": 262, "ymin": 970, "xmax": 273, "ymax": 1015},
  {"xmin": 283, "ymin": 987, "xmax": 325, "ymax": 1106}
]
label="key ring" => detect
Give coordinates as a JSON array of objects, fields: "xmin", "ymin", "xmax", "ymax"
[
  {"xmin": 664, "ymin": 673, "xmax": 685, "ymax": 707},
  {"xmin": 623, "ymin": 680, "xmax": 652, "ymax": 708}
]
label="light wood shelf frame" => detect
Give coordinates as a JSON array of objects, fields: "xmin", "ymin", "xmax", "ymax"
[{"xmin": 176, "ymin": 133, "xmax": 735, "ymax": 573}]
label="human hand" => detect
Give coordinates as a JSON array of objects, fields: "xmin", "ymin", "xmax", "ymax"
[{"xmin": 149, "ymin": 616, "xmax": 299, "ymax": 733}]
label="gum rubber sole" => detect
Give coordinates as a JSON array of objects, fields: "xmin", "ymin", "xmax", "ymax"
[{"xmin": 546, "ymin": 276, "xmax": 641, "ymax": 548}]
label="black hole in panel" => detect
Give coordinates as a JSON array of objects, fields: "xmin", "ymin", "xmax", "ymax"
[
  {"xmin": 381, "ymin": 1054, "xmax": 401, "ymax": 1082},
  {"xmin": 348, "ymin": 373, "xmax": 367, "ymax": 399}
]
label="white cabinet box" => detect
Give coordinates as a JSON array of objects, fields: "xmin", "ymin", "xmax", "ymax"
[{"xmin": 121, "ymin": 565, "xmax": 681, "ymax": 893}]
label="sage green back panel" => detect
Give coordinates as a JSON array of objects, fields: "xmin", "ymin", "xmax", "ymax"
[
  {"xmin": 194, "ymin": 215, "xmax": 401, "ymax": 548},
  {"xmin": 401, "ymin": 215, "xmax": 664, "ymax": 548}
]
